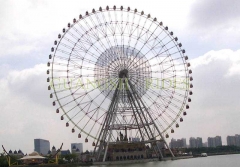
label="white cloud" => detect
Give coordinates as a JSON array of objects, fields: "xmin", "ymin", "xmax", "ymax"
[
  {"xmin": 191, "ymin": 49, "xmax": 240, "ymax": 76},
  {"xmin": 0, "ymin": 64, "xmax": 93, "ymax": 153},
  {"xmin": 176, "ymin": 0, "xmax": 240, "ymax": 57},
  {"xmin": 0, "ymin": 0, "xmax": 193, "ymax": 58},
  {"xmin": 170, "ymin": 49, "xmax": 240, "ymax": 145},
  {"xmin": 189, "ymin": 0, "xmax": 240, "ymax": 28}
]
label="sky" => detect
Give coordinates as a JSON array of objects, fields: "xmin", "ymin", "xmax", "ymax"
[{"xmin": 0, "ymin": 0, "xmax": 240, "ymax": 154}]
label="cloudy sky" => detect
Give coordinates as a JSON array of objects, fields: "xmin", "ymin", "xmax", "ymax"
[{"xmin": 0, "ymin": 0, "xmax": 240, "ymax": 154}]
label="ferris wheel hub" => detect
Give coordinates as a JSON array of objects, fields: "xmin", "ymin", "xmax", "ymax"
[{"xmin": 118, "ymin": 69, "xmax": 128, "ymax": 78}]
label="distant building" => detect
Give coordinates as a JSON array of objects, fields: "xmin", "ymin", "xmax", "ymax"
[
  {"xmin": 208, "ymin": 136, "xmax": 222, "ymax": 147},
  {"xmin": 157, "ymin": 141, "xmax": 166, "ymax": 149},
  {"xmin": 71, "ymin": 143, "xmax": 83, "ymax": 153},
  {"xmin": 227, "ymin": 136, "xmax": 236, "ymax": 146},
  {"xmin": 51, "ymin": 146, "xmax": 57, "ymax": 155},
  {"xmin": 189, "ymin": 137, "xmax": 197, "ymax": 148},
  {"xmin": 227, "ymin": 134, "xmax": 240, "ymax": 146},
  {"xmin": 236, "ymin": 135, "xmax": 240, "ymax": 146},
  {"xmin": 8, "ymin": 150, "xmax": 24, "ymax": 158},
  {"xmin": 48, "ymin": 146, "xmax": 57, "ymax": 156},
  {"xmin": 170, "ymin": 138, "xmax": 176, "ymax": 148},
  {"xmin": 203, "ymin": 142, "xmax": 208, "ymax": 147},
  {"xmin": 196, "ymin": 137, "xmax": 203, "ymax": 147},
  {"xmin": 34, "ymin": 139, "xmax": 50, "ymax": 155},
  {"xmin": 170, "ymin": 138, "xmax": 187, "ymax": 148},
  {"xmin": 215, "ymin": 136, "xmax": 222, "ymax": 147},
  {"xmin": 208, "ymin": 137, "xmax": 215, "ymax": 147},
  {"xmin": 132, "ymin": 137, "xmax": 140, "ymax": 142},
  {"xmin": 182, "ymin": 138, "xmax": 187, "ymax": 148},
  {"xmin": 60, "ymin": 150, "xmax": 71, "ymax": 156},
  {"xmin": 189, "ymin": 137, "xmax": 202, "ymax": 148}
]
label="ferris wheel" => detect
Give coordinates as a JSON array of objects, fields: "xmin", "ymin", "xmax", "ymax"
[{"xmin": 47, "ymin": 5, "xmax": 193, "ymax": 161}]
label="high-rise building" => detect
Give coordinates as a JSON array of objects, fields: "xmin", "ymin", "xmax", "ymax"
[
  {"xmin": 196, "ymin": 137, "xmax": 203, "ymax": 147},
  {"xmin": 157, "ymin": 141, "xmax": 165, "ymax": 149},
  {"xmin": 34, "ymin": 139, "xmax": 50, "ymax": 155},
  {"xmin": 203, "ymin": 142, "xmax": 208, "ymax": 147},
  {"xmin": 71, "ymin": 143, "xmax": 83, "ymax": 153},
  {"xmin": 189, "ymin": 137, "xmax": 202, "ymax": 148},
  {"xmin": 207, "ymin": 137, "xmax": 215, "ymax": 147},
  {"xmin": 182, "ymin": 138, "xmax": 187, "ymax": 148},
  {"xmin": 227, "ymin": 134, "xmax": 240, "ymax": 146},
  {"xmin": 207, "ymin": 136, "xmax": 222, "ymax": 147},
  {"xmin": 215, "ymin": 136, "xmax": 222, "ymax": 147},
  {"xmin": 170, "ymin": 138, "xmax": 176, "ymax": 148},
  {"xmin": 170, "ymin": 138, "xmax": 186, "ymax": 148},
  {"xmin": 189, "ymin": 137, "xmax": 197, "ymax": 148},
  {"xmin": 236, "ymin": 135, "xmax": 240, "ymax": 146}
]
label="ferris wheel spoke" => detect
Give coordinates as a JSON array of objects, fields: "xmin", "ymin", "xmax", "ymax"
[
  {"xmin": 143, "ymin": 91, "xmax": 185, "ymax": 122},
  {"xmin": 98, "ymin": 13, "xmax": 117, "ymax": 50},
  {"xmin": 132, "ymin": 45, "xmax": 183, "ymax": 70},
  {"xmin": 70, "ymin": 77, "xmax": 117, "ymax": 108},
  {"xmin": 88, "ymin": 23, "xmax": 122, "ymax": 68},
  {"xmin": 148, "ymin": 109, "xmax": 166, "ymax": 132},
  {"xmin": 76, "ymin": 107, "xmax": 99, "ymax": 130},
  {"xmin": 127, "ymin": 22, "xmax": 163, "ymax": 69},
  {"xmin": 149, "ymin": 106, "xmax": 171, "ymax": 130}
]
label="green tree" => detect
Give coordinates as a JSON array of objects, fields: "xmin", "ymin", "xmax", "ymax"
[
  {"xmin": 62, "ymin": 153, "xmax": 77, "ymax": 163},
  {"xmin": 0, "ymin": 154, "xmax": 9, "ymax": 167}
]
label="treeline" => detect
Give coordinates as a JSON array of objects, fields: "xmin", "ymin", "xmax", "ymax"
[
  {"xmin": 183, "ymin": 145, "xmax": 240, "ymax": 155},
  {"xmin": 0, "ymin": 154, "xmax": 8, "ymax": 167}
]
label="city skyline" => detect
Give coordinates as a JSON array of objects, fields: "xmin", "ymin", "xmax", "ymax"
[
  {"xmin": 5, "ymin": 133, "xmax": 239, "ymax": 155},
  {"xmin": 0, "ymin": 0, "xmax": 240, "ymax": 154}
]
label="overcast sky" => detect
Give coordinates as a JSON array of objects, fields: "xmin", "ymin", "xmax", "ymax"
[{"xmin": 0, "ymin": 0, "xmax": 240, "ymax": 154}]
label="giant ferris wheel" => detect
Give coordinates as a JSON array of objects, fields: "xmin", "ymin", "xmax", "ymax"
[{"xmin": 47, "ymin": 6, "xmax": 193, "ymax": 161}]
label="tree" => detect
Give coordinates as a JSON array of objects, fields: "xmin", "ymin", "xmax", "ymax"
[
  {"xmin": 0, "ymin": 154, "xmax": 9, "ymax": 167},
  {"xmin": 62, "ymin": 153, "xmax": 77, "ymax": 163}
]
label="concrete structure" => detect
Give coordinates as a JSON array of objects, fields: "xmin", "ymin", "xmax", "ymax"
[
  {"xmin": 189, "ymin": 137, "xmax": 197, "ymax": 148},
  {"xmin": 157, "ymin": 141, "xmax": 166, "ymax": 149},
  {"xmin": 131, "ymin": 137, "xmax": 140, "ymax": 142},
  {"xmin": 60, "ymin": 150, "xmax": 71, "ymax": 156},
  {"xmin": 170, "ymin": 138, "xmax": 186, "ymax": 148},
  {"xmin": 189, "ymin": 137, "xmax": 202, "ymax": 148},
  {"xmin": 196, "ymin": 137, "xmax": 203, "ymax": 147},
  {"xmin": 34, "ymin": 139, "xmax": 50, "ymax": 155},
  {"xmin": 207, "ymin": 137, "xmax": 215, "ymax": 147},
  {"xmin": 227, "ymin": 134, "xmax": 240, "ymax": 146},
  {"xmin": 203, "ymin": 142, "xmax": 208, "ymax": 147},
  {"xmin": 71, "ymin": 143, "xmax": 83, "ymax": 153},
  {"xmin": 47, "ymin": 146, "xmax": 57, "ymax": 156},
  {"xmin": 207, "ymin": 136, "xmax": 222, "ymax": 147},
  {"xmin": 107, "ymin": 142, "xmax": 147, "ymax": 161},
  {"xmin": 8, "ymin": 150, "xmax": 24, "ymax": 158},
  {"xmin": 215, "ymin": 136, "xmax": 222, "ymax": 147}
]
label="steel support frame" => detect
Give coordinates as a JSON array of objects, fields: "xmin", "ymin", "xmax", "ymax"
[
  {"xmin": 125, "ymin": 79, "xmax": 163, "ymax": 159},
  {"xmin": 94, "ymin": 82, "xmax": 120, "ymax": 161},
  {"xmin": 128, "ymin": 80, "xmax": 175, "ymax": 157},
  {"xmin": 94, "ymin": 77, "xmax": 175, "ymax": 162}
]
